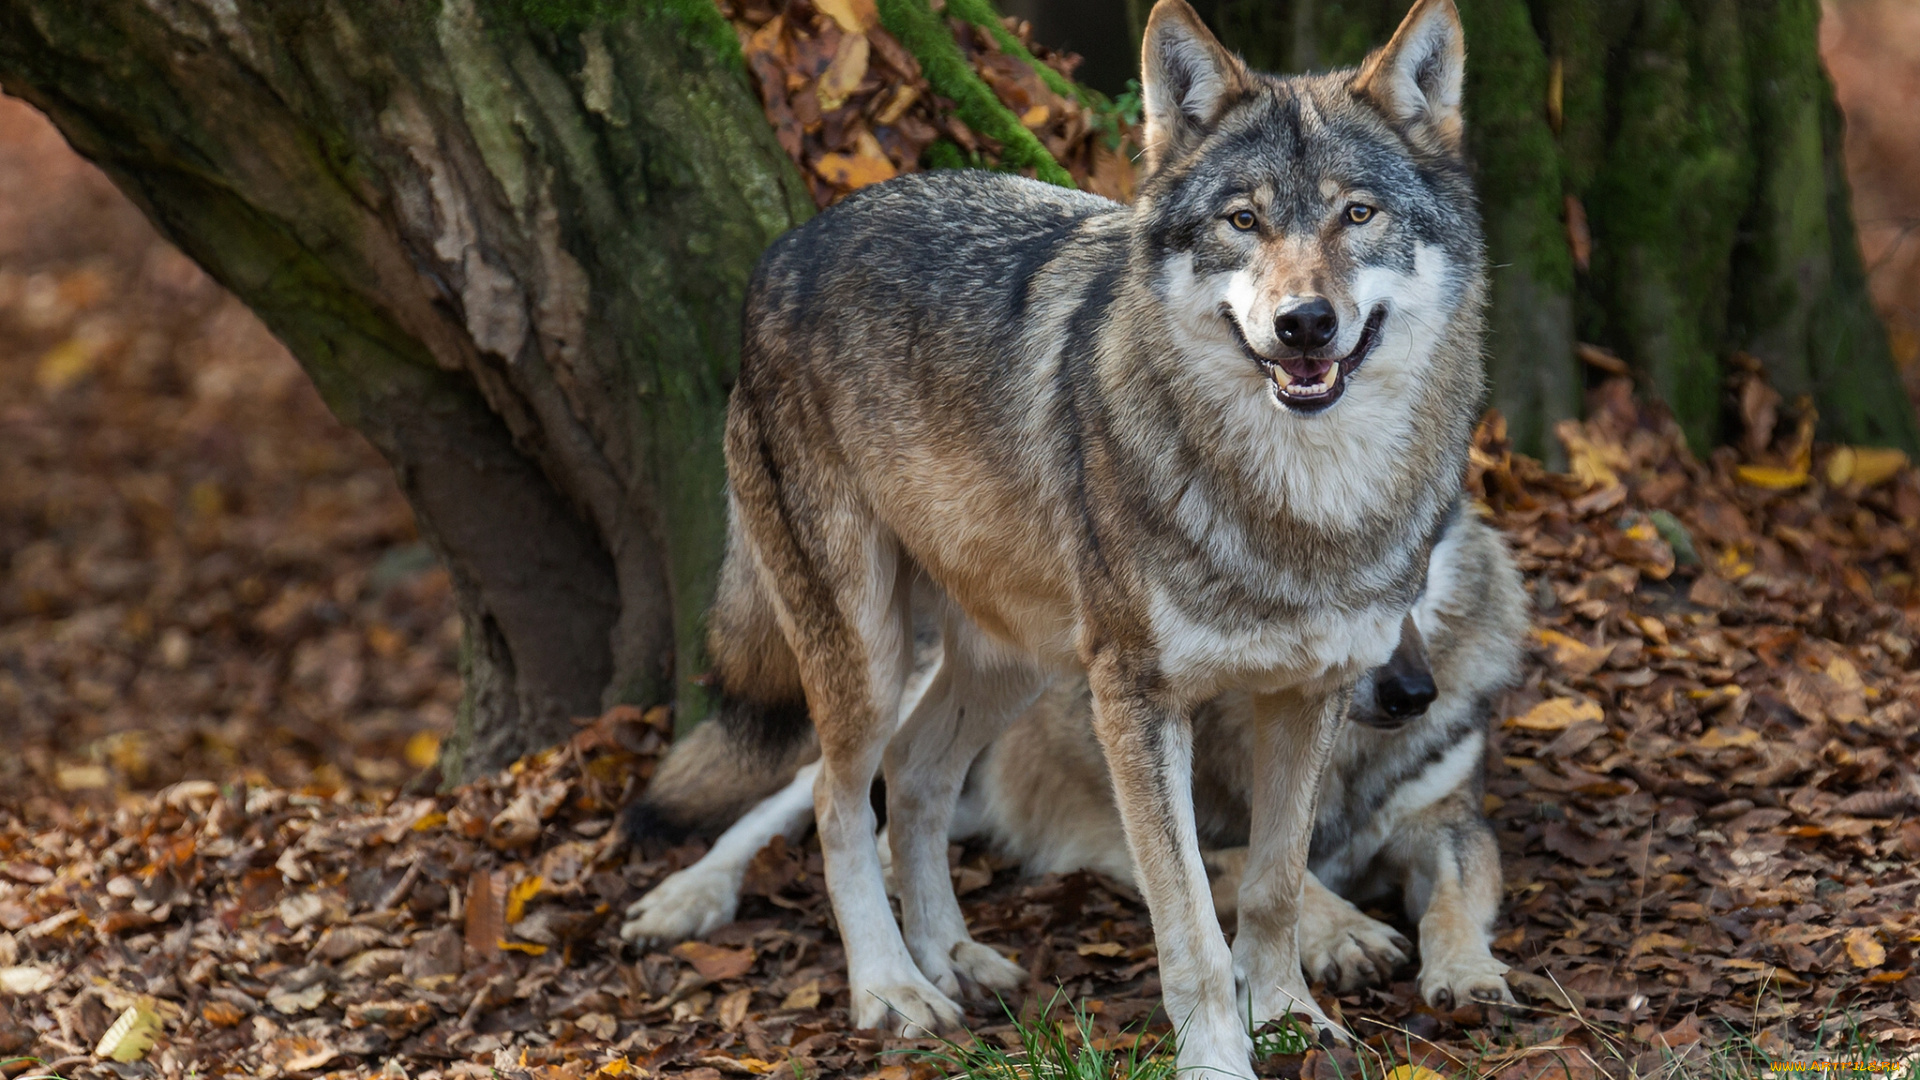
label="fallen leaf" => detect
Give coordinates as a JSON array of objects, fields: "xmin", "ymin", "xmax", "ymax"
[
  {"xmin": 780, "ymin": 979, "xmax": 820, "ymax": 1009},
  {"xmin": 1695, "ymin": 725, "xmax": 1760, "ymax": 750},
  {"xmin": 814, "ymin": 32, "xmax": 869, "ymax": 111},
  {"xmin": 404, "ymin": 731, "xmax": 441, "ymax": 768},
  {"xmin": 465, "ymin": 869, "xmax": 506, "ymax": 959},
  {"xmin": 813, "ymin": 0, "xmax": 876, "ymax": 31},
  {"xmin": 266, "ymin": 980, "xmax": 327, "ymax": 1014},
  {"xmin": 717, "ymin": 985, "xmax": 753, "ymax": 1030},
  {"xmin": 507, "ymin": 873, "xmax": 544, "ymax": 924},
  {"xmin": 672, "ymin": 940, "xmax": 756, "ymax": 981},
  {"xmin": 1532, "ymin": 629, "xmax": 1610, "ymax": 678},
  {"xmin": 95, "ymin": 1001, "xmax": 164, "ymax": 1063},
  {"xmin": 1846, "ymin": 928, "xmax": 1887, "ymax": 969},
  {"xmin": 0, "ymin": 966, "xmax": 54, "ymax": 995},
  {"xmin": 201, "ymin": 1000, "xmax": 246, "ymax": 1027},
  {"xmin": 1506, "ymin": 697, "xmax": 1604, "ymax": 732},
  {"xmin": 812, "ymin": 149, "xmax": 896, "ymax": 190},
  {"xmin": 1077, "ymin": 941, "xmax": 1126, "ymax": 957},
  {"xmin": 1735, "ymin": 463, "xmax": 1809, "ymax": 491}
]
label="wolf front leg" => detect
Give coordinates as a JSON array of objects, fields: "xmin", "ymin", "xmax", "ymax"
[
  {"xmin": 1389, "ymin": 791, "xmax": 1513, "ymax": 1009},
  {"xmin": 1089, "ymin": 657, "xmax": 1252, "ymax": 1080},
  {"xmin": 1234, "ymin": 687, "xmax": 1347, "ymax": 1038}
]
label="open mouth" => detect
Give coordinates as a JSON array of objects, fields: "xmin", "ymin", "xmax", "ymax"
[{"xmin": 1234, "ymin": 305, "xmax": 1389, "ymax": 415}]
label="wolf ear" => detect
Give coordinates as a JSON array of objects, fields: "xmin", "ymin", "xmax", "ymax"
[
  {"xmin": 1140, "ymin": 0, "xmax": 1249, "ymax": 171},
  {"xmin": 1353, "ymin": 0, "xmax": 1466, "ymax": 155}
]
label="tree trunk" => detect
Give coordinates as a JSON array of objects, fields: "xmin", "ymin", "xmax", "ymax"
[
  {"xmin": 1149, "ymin": 0, "xmax": 1920, "ymax": 459},
  {"xmin": 0, "ymin": 0, "xmax": 814, "ymax": 781}
]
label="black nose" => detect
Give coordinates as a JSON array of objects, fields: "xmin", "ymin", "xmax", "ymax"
[
  {"xmin": 1376, "ymin": 669, "xmax": 1437, "ymax": 720},
  {"xmin": 1275, "ymin": 298, "xmax": 1338, "ymax": 350}
]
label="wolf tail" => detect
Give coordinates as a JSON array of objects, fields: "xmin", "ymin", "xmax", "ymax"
[{"xmin": 621, "ymin": 535, "xmax": 817, "ymax": 844}]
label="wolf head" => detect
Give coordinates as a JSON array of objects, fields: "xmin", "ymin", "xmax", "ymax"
[{"xmin": 1135, "ymin": 0, "xmax": 1483, "ymax": 425}]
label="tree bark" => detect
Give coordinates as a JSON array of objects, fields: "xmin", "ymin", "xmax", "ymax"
[
  {"xmin": 1162, "ymin": 0, "xmax": 1919, "ymax": 458},
  {"xmin": 0, "ymin": 0, "xmax": 814, "ymax": 780}
]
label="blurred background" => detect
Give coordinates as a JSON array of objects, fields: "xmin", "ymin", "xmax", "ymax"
[{"xmin": 0, "ymin": 0, "xmax": 1915, "ymax": 800}]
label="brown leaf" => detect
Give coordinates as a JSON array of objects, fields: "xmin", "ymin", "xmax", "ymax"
[
  {"xmin": 1541, "ymin": 823, "xmax": 1612, "ymax": 867},
  {"xmin": 464, "ymin": 869, "xmax": 506, "ymax": 959},
  {"xmin": 672, "ymin": 941, "xmax": 756, "ymax": 981}
]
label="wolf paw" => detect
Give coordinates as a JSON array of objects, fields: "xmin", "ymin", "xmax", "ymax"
[
  {"xmin": 1298, "ymin": 900, "xmax": 1409, "ymax": 994},
  {"xmin": 1418, "ymin": 952, "xmax": 1514, "ymax": 1010},
  {"xmin": 850, "ymin": 976, "xmax": 966, "ymax": 1036},
  {"xmin": 619, "ymin": 867, "xmax": 738, "ymax": 945},
  {"xmin": 950, "ymin": 941, "xmax": 1026, "ymax": 995}
]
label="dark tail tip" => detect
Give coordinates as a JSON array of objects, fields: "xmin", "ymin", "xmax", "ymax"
[
  {"xmin": 721, "ymin": 695, "xmax": 813, "ymax": 765},
  {"xmin": 620, "ymin": 800, "xmax": 694, "ymax": 848}
]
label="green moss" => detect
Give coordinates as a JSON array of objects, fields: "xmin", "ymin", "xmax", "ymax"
[
  {"xmin": 476, "ymin": 0, "xmax": 741, "ymax": 68},
  {"xmin": 876, "ymin": 0, "xmax": 1071, "ymax": 186}
]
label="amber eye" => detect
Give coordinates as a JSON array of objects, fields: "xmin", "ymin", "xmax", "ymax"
[
  {"xmin": 1229, "ymin": 209, "xmax": 1258, "ymax": 232},
  {"xmin": 1346, "ymin": 203, "xmax": 1376, "ymax": 225}
]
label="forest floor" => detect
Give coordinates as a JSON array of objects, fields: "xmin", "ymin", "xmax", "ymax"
[{"xmin": 7, "ymin": 39, "xmax": 1920, "ymax": 1080}]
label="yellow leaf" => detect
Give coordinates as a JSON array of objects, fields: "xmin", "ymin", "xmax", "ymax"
[
  {"xmin": 95, "ymin": 1001, "xmax": 164, "ymax": 1063},
  {"xmin": 1532, "ymin": 628, "xmax": 1609, "ymax": 677},
  {"xmin": 498, "ymin": 939, "xmax": 548, "ymax": 956},
  {"xmin": 1385, "ymin": 1067, "xmax": 1447, "ymax": 1080},
  {"xmin": 812, "ymin": 0, "xmax": 876, "ymax": 31},
  {"xmin": 1076, "ymin": 941, "xmax": 1126, "ymax": 957},
  {"xmin": 1696, "ymin": 726, "xmax": 1760, "ymax": 750},
  {"xmin": 1846, "ymin": 928, "xmax": 1886, "ymax": 969},
  {"xmin": 1020, "ymin": 104, "xmax": 1051, "ymax": 128},
  {"xmin": 35, "ymin": 336, "xmax": 102, "ymax": 392},
  {"xmin": 55, "ymin": 763, "xmax": 110, "ymax": 791},
  {"xmin": 1555, "ymin": 419, "xmax": 1626, "ymax": 490},
  {"xmin": 1628, "ymin": 932, "xmax": 1687, "ymax": 958},
  {"xmin": 1849, "ymin": 447, "xmax": 1910, "ymax": 488},
  {"xmin": 1505, "ymin": 697, "xmax": 1603, "ymax": 732},
  {"xmin": 812, "ymin": 150, "xmax": 895, "ymax": 190},
  {"xmin": 507, "ymin": 875, "xmax": 544, "ymax": 924},
  {"xmin": 814, "ymin": 32, "xmax": 869, "ymax": 111},
  {"xmin": 404, "ymin": 731, "xmax": 442, "ymax": 769},
  {"xmin": 411, "ymin": 811, "xmax": 447, "ymax": 833},
  {"xmin": 780, "ymin": 979, "xmax": 821, "ymax": 1010},
  {"xmin": 1735, "ymin": 463, "xmax": 1809, "ymax": 491},
  {"xmin": 600, "ymin": 1058, "xmax": 632, "ymax": 1077}
]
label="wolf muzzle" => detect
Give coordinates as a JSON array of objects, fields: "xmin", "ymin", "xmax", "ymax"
[{"xmin": 1349, "ymin": 613, "xmax": 1436, "ymax": 729}]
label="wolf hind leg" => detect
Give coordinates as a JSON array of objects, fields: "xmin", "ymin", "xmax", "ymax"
[
  {"xmin": 884, "ymin": 614, "xmax": 1039, "ymax": 998},
  {"xmin": 1393, "ymin": 796, "xmax": 1512, "ymax": 1008}
]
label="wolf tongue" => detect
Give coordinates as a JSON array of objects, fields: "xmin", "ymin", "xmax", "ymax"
[{"xmin": 1279, "ymin": 356, "xmax": 1336, "ymax": 385}]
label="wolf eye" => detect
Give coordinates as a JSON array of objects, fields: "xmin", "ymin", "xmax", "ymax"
[
  {"xmin": 1345, "ymin": 204, "xmax": 1376, "ymax": 225},
  {"xmin": 1229, "ymin": 209, "xmax": 1258, "ymax": 232}
]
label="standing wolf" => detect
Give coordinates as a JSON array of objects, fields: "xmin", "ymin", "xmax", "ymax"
[
  {"xmin": 693, "ymin": 0, "xmax": 1484, "ymax": 1071},
  {"xmin": 625, "ymin": 507, "xmax": 1528, "ymax": 1010}
]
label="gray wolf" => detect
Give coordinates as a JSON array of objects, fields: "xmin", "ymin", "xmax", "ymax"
[
  {"xmin": 624, "ymin": 507, "xmax": 1526, "ymax": 1012},
  {"xmin": 638, "ymin": 0, "xmax": 1485, "ymax": 1070}
]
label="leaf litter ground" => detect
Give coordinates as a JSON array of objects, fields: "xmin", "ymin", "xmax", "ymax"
[{"xmin": 6, "ymin": 69, "xmax": 1920, "ymax": 1080}]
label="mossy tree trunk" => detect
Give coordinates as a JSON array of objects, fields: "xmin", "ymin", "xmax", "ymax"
[
  {"xmin": 1146, "ymin": 0, "xmax": 1920, "ymax": 459},
  {"xmin": 0, "ymin": 0, "xmax": 814, "ymax": 781}
]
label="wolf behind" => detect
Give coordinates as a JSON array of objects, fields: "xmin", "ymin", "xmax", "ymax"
[
  {"xmin": 959, "ymin": 505, "xmax": 1527, "ymax": 1008},
  {"xmin": 644, "ymin": 0, "xmax": 1487, "ymax": 1071}
]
